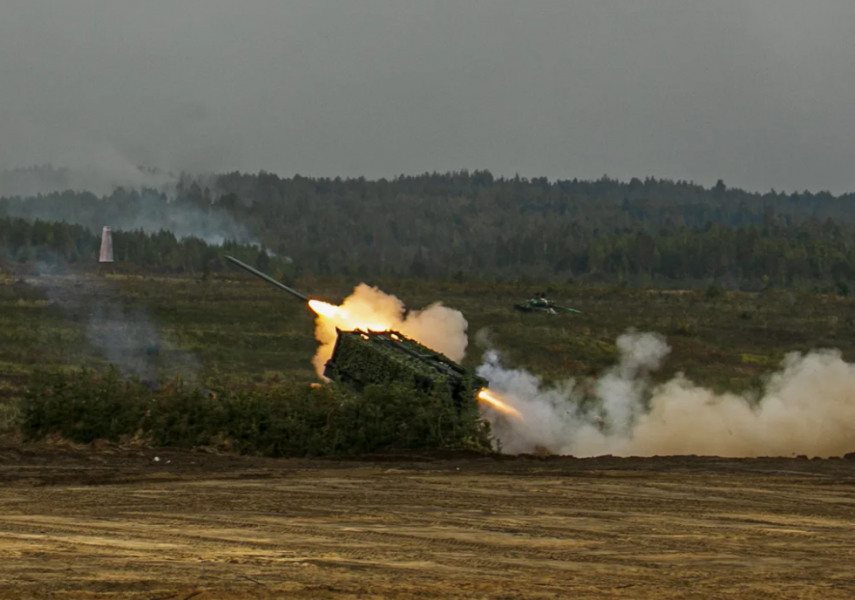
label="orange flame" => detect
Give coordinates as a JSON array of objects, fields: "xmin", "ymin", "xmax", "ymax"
[
  {"xmin": 308, "ymin": 299, "xmax": 342, "ymax": 319},
  {"xmin": 308, "ymin": 299, "xmax": 391, "ymax": 333},
  {"xmin": 478, "ymin": 389, "xmax": 524, "ymax": 420}
]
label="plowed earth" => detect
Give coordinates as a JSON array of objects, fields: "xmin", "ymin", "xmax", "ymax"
[{"xmin": 1, "ymin": 444, "xmax": 854, "ymax": 599}]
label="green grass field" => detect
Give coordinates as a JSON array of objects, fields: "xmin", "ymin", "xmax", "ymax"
[{"xmin": 3, "ymin": 269, "xmax": 854, "ymax": 400}]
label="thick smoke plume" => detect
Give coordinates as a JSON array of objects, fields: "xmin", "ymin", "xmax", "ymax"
[
  {"xmin": 311, "ymin": 284, "xmax": 468, "ymax": 378},
  {"xmin": 479, "ymin": 330, "xmax": 855, "ymax": 458}
]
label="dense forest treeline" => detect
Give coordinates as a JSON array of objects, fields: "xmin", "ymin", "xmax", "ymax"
[{"xmin": 2, "ymin": 168, "xmax": 854, "ymax": 287}]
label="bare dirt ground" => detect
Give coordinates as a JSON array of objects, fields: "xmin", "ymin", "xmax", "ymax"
[{"xmin": 1, "ymin": 443, "xmax": 854, "ymax": 599}]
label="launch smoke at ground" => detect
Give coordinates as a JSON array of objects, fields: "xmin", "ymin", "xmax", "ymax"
[
  {"xmin": 478, "ymin": 330, "xmax": 855, "ymax": 458},
  {"xmin": 307, "ymin": 283, "xmax": 855, "ymax": 458}
]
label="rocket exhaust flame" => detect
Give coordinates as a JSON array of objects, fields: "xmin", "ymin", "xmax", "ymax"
[
  {"xmin": 307, "ymin": 283, "xmax": 468, "ymax": 379},
  {"xmin": 307, "ymin": 300, "xmax": 340, "ymax": 319},
  {"xmin": 478, "ymin": 389, "xmax": 524, "ymax": 420},
  {"xmin": 308, "ymin": 299, "xmax": 392, "ymax": 333}
]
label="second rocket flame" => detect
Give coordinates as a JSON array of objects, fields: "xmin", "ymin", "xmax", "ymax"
[{"xmin": 478, "ymin": 389, "xmax": 524, "ymax": 420}]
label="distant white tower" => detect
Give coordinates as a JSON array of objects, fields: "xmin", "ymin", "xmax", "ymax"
[{"xmin": 99, "ymin": 226, "xmax": 114, "ymax": 263}]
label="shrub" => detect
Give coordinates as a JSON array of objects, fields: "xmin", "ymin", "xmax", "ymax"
[
  {"xmin": 21, "ymin": 367, "xmax": 149, "ymax": 444},
  {"xmin": 20, "ymin": 369, "xmax": 492, "ymax": 456}
]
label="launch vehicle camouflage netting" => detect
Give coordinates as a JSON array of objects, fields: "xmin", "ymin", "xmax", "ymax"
[{"xmin": 326, "ymin": 330, "xmax": 485, "ymax": 415}]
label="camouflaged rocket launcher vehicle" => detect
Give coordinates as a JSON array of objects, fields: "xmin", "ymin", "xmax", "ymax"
[
  {"xmin": 324, "ymin": 329, "xmax": 487, "ymax": 414},
  {"xmin": 224, "ymin": 255, "xmax": 487, "ymax": 416}
]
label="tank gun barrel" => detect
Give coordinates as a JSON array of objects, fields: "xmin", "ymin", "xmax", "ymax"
[{"xmin": 224, "ymin": 255, "xmax": 310, "ymax": 303}]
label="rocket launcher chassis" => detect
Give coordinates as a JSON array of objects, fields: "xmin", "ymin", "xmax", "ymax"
[{"xmin": 324, "ymin": 329, "xmax": 487, "ymax": 415}]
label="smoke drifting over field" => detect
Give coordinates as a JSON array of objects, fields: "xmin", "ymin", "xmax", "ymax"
[
  {"xmin": 479, "ymin": 331, "xmax": 855, "ymax": 458},
  {"xmin": 31, "ymin": 260, "xmax": 200, "ymax": 384},
  {"xmin": 84, "ymin": 298, "xmax": 201, "ymax": 384}
]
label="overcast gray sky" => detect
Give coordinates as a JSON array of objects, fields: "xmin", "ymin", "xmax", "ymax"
[{"xmin": 1, "ymin": 1, "xmax": 854, "ymax": 193}]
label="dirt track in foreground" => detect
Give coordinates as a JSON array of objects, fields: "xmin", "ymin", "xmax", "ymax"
[{"xmin": 0, "ymin": 445, "xmax": 854, "ymax": 599}]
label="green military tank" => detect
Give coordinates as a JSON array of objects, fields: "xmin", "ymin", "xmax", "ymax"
[
  {"xmin": 513, "ymin": 292, "xmax": 582, "ymax": 315},
  {"xmin": 225, "ymin": 256, "xmax": 487, "ymax": 415}
]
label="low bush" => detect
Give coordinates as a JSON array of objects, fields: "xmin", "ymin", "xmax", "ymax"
[{"xmin": 20, "ymin": 369, "xmax": 492, "ymax": 457}]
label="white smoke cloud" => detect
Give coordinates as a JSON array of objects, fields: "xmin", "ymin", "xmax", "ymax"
[{"xmin": 478, "ymin": 330, "xmax": 855, "ymax": 458}]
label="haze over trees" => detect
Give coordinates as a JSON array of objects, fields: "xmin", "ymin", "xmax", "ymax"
[{"xmin": 1, "ymin": 167, "xmax": 854, "ymax": 290}]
